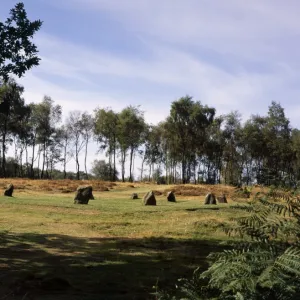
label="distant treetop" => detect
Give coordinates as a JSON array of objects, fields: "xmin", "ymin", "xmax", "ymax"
[{"xmin": 0, "ymin": 2, "xmax": 42, "ymax": 82}]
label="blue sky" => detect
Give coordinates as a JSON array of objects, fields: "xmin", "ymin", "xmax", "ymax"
[{"xmin": 2, "ymin": 0, "xmax": 300, "ymax": 174}]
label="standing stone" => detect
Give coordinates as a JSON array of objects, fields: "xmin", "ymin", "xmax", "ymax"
[
  {"xmin": 204, "ymin": 193, "xmax": 216, "ymax": 205},
  {"xmin": 143, "ymin": 191, "xmax": 156, "ymax": 206},
  {"xmin": 74, "ymin": 185, "xmax": 94, "ymax": 204},
  {"xmin": 131, "ymin": 193, "xmax": 138, "ymax": 199},
  {"xmin": 4, "ymin": 184, "xmax": 14, "ymax": 197},
  {"xmin": 167, "ymin": 191, "xmax": 176, "ymax": 202},
  {"xmin": 217, "ymin": 194, "xmax": 228, "ymax": 203}
]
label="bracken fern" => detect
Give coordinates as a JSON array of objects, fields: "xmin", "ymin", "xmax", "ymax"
[{"xmin": 158, "ymin": 187, "xmax": 300, "ymax": 299}]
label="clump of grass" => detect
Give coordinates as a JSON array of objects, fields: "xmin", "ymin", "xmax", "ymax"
[{"xmin": 0, "ymin": 180, "xmax": 249, "ymax": 299}]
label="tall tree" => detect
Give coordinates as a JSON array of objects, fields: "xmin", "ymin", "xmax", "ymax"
[
  {"xmin": 167, "ymin": 96, "xmax": 215, "ymax": 183},
  {"xmin": 142, "ymin": 124, "xmax": 163, "ymax": 182},
  {"xmin": 94, "ymin": 108, "xmax": 119, "ymax": 181},
  {"xmin": 117, "ymin": 106, "xmax": 146, "ymax": 182},
  {"xmin": 0, "ymin": 79, "xmax": 28, "ymax": 177},
  {"xmin": 66, "ymin": 111, "xmax": 85, "ymax": 180},
  {"xmin": 263, "ymin": 101, "xmax": 293, "ymax": 185},
  {"xmin": 56, "ymin": 125, "xmax": 73, "ymax": 179},
  {"xmin": 241, "ymin": 115, "xmax": 268, "ymax": 184},
  {"xmin": 201, "ymin": 116, "xmax": 225, "ymax": 184},
  {"xmin": 34, "ymin": 96, "xmax": 62, "ymax": 178},
  {"xmin": 80, "ymin": 112, "xmax": 94, "ymax": 179},
  {"xmin": 0, "ymin": 2, "xmax": 42, "ymax": 82},
  {"xmin": 222, "ymin": 111, "xmax": 243, "ymax": 185},
  {"xmin": 91, "ymin": 159, "xmax": 119, "ymax": 181}
]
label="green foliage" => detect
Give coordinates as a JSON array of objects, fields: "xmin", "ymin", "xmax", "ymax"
[
  {"xmin": 159, "ymin": 189, "xmax": 300, "ymax": 299},
  {"xmin": 91, "ymin": 159, "xmax": 118, "ymax": 181},
  {"xmin": 116, "ymin": 105, "xmax": 146, "ymax": 182},
  {"xmin": 0, "ymin": 79, "xmax": 30, "ymax": 176},
  {"xmin": 166, "ymin": 95, "xmax": 215, "ymax": 183},
  {"xmin": 0, "ymin": 2, "xmax": 42, "ymax": 82}
]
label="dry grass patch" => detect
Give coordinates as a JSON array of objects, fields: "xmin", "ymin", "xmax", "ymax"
[
  {"xmin": 0, "ymin": 181, "xmax": 249, "ymax": 299},
  {"xmin": 164, "ymin": 184, "xmax": 235, "ymax": 199},
  {"xmin": 0, "ymin": 179, "xmax": 117, "ymax": 194}
]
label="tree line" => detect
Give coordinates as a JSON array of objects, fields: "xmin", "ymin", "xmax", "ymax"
[
  {"xmin": 1, "ymin": 3, "xmax": 300, "ymax": 186},
  {"xmin": 1, "ymin": 77, "xmax": 300, "ymax": 186}
]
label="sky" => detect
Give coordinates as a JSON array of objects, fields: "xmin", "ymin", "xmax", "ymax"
[{"xmin": 2, "ymin": 0, "xmax": 300, "ymax": 176}]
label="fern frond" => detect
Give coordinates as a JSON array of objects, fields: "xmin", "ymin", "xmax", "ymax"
[
  {"xmin": 274, "ymin": 246, "xmax": 300, "ymax": 276},
  {"xmin": 229, "ymin": 204, "xmax": 255, "ymax": 213}
]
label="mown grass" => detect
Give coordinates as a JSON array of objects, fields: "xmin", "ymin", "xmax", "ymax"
[{"xmin": 0, "ymin": 181, "xmax": 246, "ymax": 299}]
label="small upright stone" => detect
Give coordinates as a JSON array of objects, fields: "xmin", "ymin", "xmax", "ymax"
[
  {"xmin": 131, "ymin": 193, "xmax": 138, "ymax": 199},
  {"xmin": 143, "ymin": 191, "xmax": 156, "ymax": 206},
  {"xmin": 167, "ymin": 191, "xmax": 176, "ymax": 202},
  {"xmin": 74, "ymin": 185, "xmax": 94, "ymax": 204},
  {"xmin": 204, "ymin": 193, "xmax": 216, "ymax": 205},
  {"xmin": 4, "ymin": 184, "xmax": 14, "ymax": 197},
  {"xmin": 217, "ymin": 194, "xmax": 227, "ymax": 203}
]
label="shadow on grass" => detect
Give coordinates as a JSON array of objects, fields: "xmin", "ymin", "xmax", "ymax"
[
  {"xmin": 0, "ymin": 232, "xmax": 231, "ymax": 300},
  {"xmin": 186, "ymin": 207, "xmax": 220, "ymax": 211}
]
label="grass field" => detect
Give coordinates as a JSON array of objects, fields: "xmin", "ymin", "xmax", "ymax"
[{"xmin": 0, "ymin": 180, "xmax": 247, "ymax": 299}]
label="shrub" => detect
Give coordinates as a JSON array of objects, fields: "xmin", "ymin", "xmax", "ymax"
[{"xmin": 157, "ymin": 188, "xmax": 300, "ymax": 299}]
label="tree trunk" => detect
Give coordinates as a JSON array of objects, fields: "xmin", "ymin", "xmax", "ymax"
[
  {"xmin": 2, "ymin": 132, "xmax": 6, "ymax": 177},
  {"xmin": 113, "ymin": 136, "xmax": 116, "ymax": 181},
  {"xmin": 129, "ymin": 147, "xmax": 134, "ymax": 182},
  {"xmin": 25, "ymin": 144, "xmax": 29, "ymax": 177},
  {"xmin": 63, "ymin": 142, "xmax": 67, "ymax": 179},
  {"xmin": 30, "ymin": 134, "xmax": 36, "ymax": 179},
  {"xmin": 121, "ymin": 149, "xmax": 126, "ymax": 182},
  {"xmin": 37, "ymin": 145, "xmax": 41, "ymax": 179},
  {"xmin": 140, "ymin": 155, "xmax": 145, "ymax": 181},
  {"xmin": 84, "ymin": 137, "xmax": 89, "ymax": 179},
  {"xmin": 76, "ymin": 143, "xmax": 80, "ymax": 180},
  {"xmin": 19, "ymin": 148, "xmax": 24, "ymax": 177},
  {"xmin": 108, "ymin": 151, "xmax": 112, "ymax": 181},
  {"xmin": 41, "ymin": 140, "xmax": 46, "ymax": 179},
  {"xmin": 1, "ymin": 118, "xmax": 7, "ymax": 177}
]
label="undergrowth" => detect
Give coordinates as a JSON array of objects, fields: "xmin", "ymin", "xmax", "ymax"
[{"xmin": 156, "ymin": 188, "xmax": 300, "ymax": 300}]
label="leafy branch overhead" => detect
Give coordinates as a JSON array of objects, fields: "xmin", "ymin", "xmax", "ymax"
[{"xmin": 0, "ymin": 2, "xmax": 42, "ymax": 82}]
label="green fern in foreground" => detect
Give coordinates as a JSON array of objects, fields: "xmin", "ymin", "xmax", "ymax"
[{"xmin": 156, "ymin": 188, "xmax": 300, "ymax": 300}]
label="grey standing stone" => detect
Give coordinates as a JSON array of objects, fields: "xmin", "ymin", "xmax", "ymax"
[
  {"xmin": 167, "ymin": 191, "xmax": 176, "ymax": 202},
  {"xmin": 204, "ymin": 193, "xmax": 216, "ymax": 205},
  {"xmin": 143, "ymin": 191, "xmax": 156, "ymax": 206},
  {"xmin": 4, "ymin": 184, "xmax": 14, "ymax": 197},
  {"xmin": 74, "ymin": 185, "xmax": 94, "ymax": 204},
  {"xmin": 131, "ymin": 193, "xmax": 138, "ymax": 199},
  {"xmin": 217, "ymin": 194, "xmax": 227, "ymax": 203}
]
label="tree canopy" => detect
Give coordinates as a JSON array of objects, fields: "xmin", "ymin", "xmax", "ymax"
[{"xmin": 0, "ymin": 2, "xmax": 42, "ymax": 82}]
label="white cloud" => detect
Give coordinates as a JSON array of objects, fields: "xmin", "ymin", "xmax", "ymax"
[
  {"xmin": 23, "ymin": 32, "xmax": 293, "ymax": 121},
  {"xmin": 8, "ymin": 0, "xmax": 300, "ymax": 174},
  {"xmin": 60, "ymin": 0, "xmax": 300, "ymax": 61}
]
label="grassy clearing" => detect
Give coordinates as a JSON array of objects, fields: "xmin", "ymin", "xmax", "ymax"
[{"xmin": 0, "ymin": 180, "xmax": 246, "ymax": 299}]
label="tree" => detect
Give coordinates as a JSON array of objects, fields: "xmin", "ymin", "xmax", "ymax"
[
  {"xmin": 27, "ymin": 102, "xmax": 40, "ymax": 178},
  {"xmin": 0, "ymin": 2, "xmax": 42, "ymax": 82},
  {"xmin": 56, "ymin": 125, "xmax": 73, "ymax": 179},
  {"xmin": 291, "ymin": 129, "xmax": 300, "ymax": 184},
  {"xmin": 241, "ymin": 115, "xmax": 268, "ymax": 184},
  {"xmin": 263, "ymin": 102, "xmax": 293, "ymax": 185},
  {"xmin": 80, "ymin": 112, "xmax": 94, "ymax": 179},
  {"xmin": 201, "ymin": 116, "xmax": 225, "ymax": 184},
  {"xmin": 158, "ymin": 189, "xmax": 300, "ymax": 299},
  {"xmin": 34, "ymin": 96, "xmax": 61, "ymax": 179},
  {"xmin": 167, "ymin": 96, "xmax": 215, "ymax": 183},
  {"xmin": 0, "ymin": 79, "xmax": 28, "ymax": 177},
  {"xmin": 117, "ymin": 106, "xmax": 146, "ymax": 182},
  {"xmin": 142, "ymin": 124, "xmax": 163, "ymax": 182},
  {"xmin": 94, "ymin": 108, "xmax": 119, "ymax": 181},
  {"xmin": 66, "ymin": 111, "xmax": 85, "ymax": 180},
  {"xmin": 221, "ymin": 111, "xmax": 243, "ymax": 185},
  {"xmin": 91, "ymin": 159, "xmax": 118, "ymax": 181}
]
